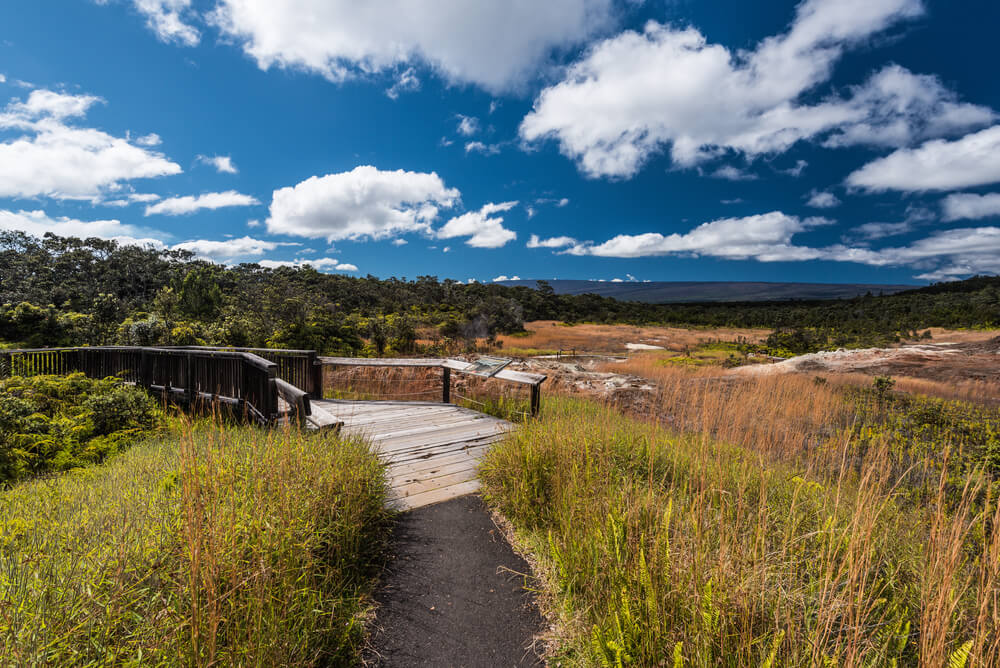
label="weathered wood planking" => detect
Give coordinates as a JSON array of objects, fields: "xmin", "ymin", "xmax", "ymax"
[{"xmin": 311, "ymin": 399, "xmax": 512, "ymax": 510}]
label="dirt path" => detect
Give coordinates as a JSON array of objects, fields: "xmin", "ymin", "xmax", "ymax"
[{"xmin": 367, "ymin": 495, "xmax": 543, "ymax": 667}]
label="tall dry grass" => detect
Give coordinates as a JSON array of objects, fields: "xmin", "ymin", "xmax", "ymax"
[
  {"xmin": 0, "ymin": 419, "xmax": 390, "ymax": 665},
  {"xmin": 481, "ymin": 398, "xmax": 1000, "ymax": 666},
  {"xmin": 499, "ymin": 321, "xmax": 770, "ymax": 355}
]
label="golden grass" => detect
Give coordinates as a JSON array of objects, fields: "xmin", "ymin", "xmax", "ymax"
[
  {"xmin": 497, "ymin": 321, "xmax": 770, "ymax": 355},
  {"xmin": 481, "ymin": 393, "xmax": 1000, "ymax": 665}
]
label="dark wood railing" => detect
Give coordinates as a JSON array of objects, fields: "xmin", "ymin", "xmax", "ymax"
[{"xmin": 0, "ymin": 346, "xmax": 312, "ymax": 425}]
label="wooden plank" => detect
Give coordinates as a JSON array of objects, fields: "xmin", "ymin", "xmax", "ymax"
[
  {"xmin": 380, "ymin": 435, "xmax": 503, "ymax": 465},
  {"xmin": 391, "ymin": 479, "xmax": 482, "ymax": 511},
  {"xmin": 319, "ymin": 357, "xmax": 442, "ymax": 367},
  {"xmin": 387, "ymin": 444, "xmax": 491, "ymax": 476},
  {"xmin": 389, "ymin": 458, "xmax": 480, "ymax": 488},
  {"xmin": 391, "ymin": 466, "xmax": 479, "ymax": 497},
  {"xmin": 374, "ymin": 423, "xmax": 507, "ymax": 454},
  {"xmin": 305, "ymin": 403, "xmax": 343, "ymax": 431}
]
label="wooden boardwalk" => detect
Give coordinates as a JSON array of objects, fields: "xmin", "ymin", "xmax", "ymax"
[{"xmin": 310, "ymin": 399, "xmax": 512, "ymax": 510}]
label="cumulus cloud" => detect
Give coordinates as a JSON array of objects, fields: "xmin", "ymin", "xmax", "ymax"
[
  {"xmin": 437, "ymin": 201, "xmax": 518, "ymax": 248},
  {"xmin": 145, "ymin": 190, "xmax": 260, "ymax": 215},
  {"xmin": 196, "ymin": 154, "xmax": 238, "ymax": 173},
  {"xmin": 257, "ymin": 257, "xmax": 358, "ymax": 271},
  {"xmin": 709, "ymin": 165, "xmax": 757, "ymax": 181},
  {"xmin": 105, "ymin": 0, "xmax": 200, "ymax": 46},
  {"xmin": 385, "ymin": 67, "xmax": 420, "ymax": 99},
  {"xmin": 521, "ymin": 0, "xmax": 994, "ymax": 179},
  {"xmin": 0, "ymin": 88, "xmax": 181, "ymax": 200},
  {"xmin": 456, "ymin": 115, "xmax": 479, "ymax": 136},
  {"xmin": 171, "ymin": 236, "xmax": 297, "ymax": 261},
  {"xmin": 847, "ymin": 125, "xmax": 1000, "ymax": 192},
  {"xmin": 266, "ymin": 165, "xmax": 459, "ymax": 242},
  {"xmin": 527, "ymin": 234, "xmax": 578, "ymax": 249},
  {"xmin": 101, "ymin": 192, "xmax": 162, "ymax": 207},
  {"xmin": 941, "ymin": 192, "xmax": 1000, "ymax": 221},
  {"xmin": 392, "ymin": 238, "xmax": 408, "ymax": 246},
  {"xmin": 848, "ymin": 221, "xmax": 913, "ymax": 240},
  {"xmin": 209, "ymin": 0, "xmax": 616, "ymax": 93},
  {"xmin": 492, "ymin": 275, "xmax": 522, "ymax": 282},
  {"xmin": 0, "ymin": 208, "xmax": 166, "ymax": 246},
  {"xmin": 568, "ymin": 212, "xmax": 831, "ymax": 261},
  {"xmin": 805, "ymin": 190, "xmax": 840, "ymax": 208},
  {"xmin": 464, "ymin": 141, "xmax": 501, "ymax": 155}
]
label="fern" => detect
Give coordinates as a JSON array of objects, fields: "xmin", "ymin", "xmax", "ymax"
[{"xmin": 948, "ymin": 640, "xmax": 973, "ymax": 668}]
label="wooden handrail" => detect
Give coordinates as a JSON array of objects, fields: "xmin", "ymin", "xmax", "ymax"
[{"xmin": 318, "ymin": 356, "xmax": 547, "ymax": 416}]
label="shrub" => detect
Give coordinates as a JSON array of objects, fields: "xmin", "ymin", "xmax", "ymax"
[{"xmin": 0, "ymin": 373, "xmax": 161, "ymax": 483}]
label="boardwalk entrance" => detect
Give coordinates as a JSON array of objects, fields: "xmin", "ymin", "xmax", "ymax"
[{"xmin": 314, "ymin": 399, "xmax": 511, "ymax": 509}]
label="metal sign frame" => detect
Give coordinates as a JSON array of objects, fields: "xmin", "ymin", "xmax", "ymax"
[{"xmin": 463, "ymin": 355, "xmax": 513, "ymax": 378}]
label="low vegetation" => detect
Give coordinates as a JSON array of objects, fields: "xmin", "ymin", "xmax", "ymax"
[
  {"xmin": 0, "ymin": 372, "xmax": 161, "ymax": 483},
  {"xmin": 0, "ymin": 421, "xmax": 390, "ymax": 665},
  {"xmin": 481, "ymin": 383, "xmax": 1000, "ymax": 665}
]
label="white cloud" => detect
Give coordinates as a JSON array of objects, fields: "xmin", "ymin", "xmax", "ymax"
[
  {"xmin": 209, "ymin": 0, "xmax": 616, "ymax": 93},
  {"xmin": 520, "ymin": 0, "xmax": 994, "ymax": 179},
  {"xmin": 266, "ymin": 165, "xmax": 459, "ymax": 242},
  {"xmin": 610, "ymin": 278, "xmax": 624, "ymax": 282},
  {"xmin": 0, "ymin": 74, "xmax": 5, "ymax": 83},
  {"xmin": 386, "ymin": 67, "xmax": 420, "ymax": 99},
  {"xmin": 171, "ymin": 236, "xmax": 296, "ymax": 261},
  {"xmin": 465, "ymin": 141, "xmax": 501, "ymax": 155},
  {"xmin": 557, "ymin": 197, "xmax": 569, "ymax": 207},
  {"xmin": 0, "ymin": 208, "xmax": 166, "ymax": 246},
  {"xmin": 782, "ymin": 159, "xmax": 809, "ymax": 177},
  {"xmin": 456, "ymin": 115, "xmax": 479, "ymax": 136},
  {"xmin": 111, "ymin": 0, "xmax": 201, "ymax": 46},
  {"xmin": 196, "ymin": 154, "xmax": 238, "ymax": 173},
  {"xmin": 709, "ymin": 165, "xmax": 757, "ymax": 181},
  {"xmin": 848, "ymin": 221, "xmax": 912, "ymax": 240},
  {"xmin": 0, "ymin": 89, "xmax": 181, "ymax": 200},
  {"xmin": 135, "ymin": 133, "xmax": 162, "ymax": 146},
  {"xmin": 247, "ymin": 218, "xmax": 261, "ymax": 228},
  {"xmin": 257, "ymin": 257, "xmax": 358, "ymax": 272},
  {"xmin": 492, "ymin": 275, "xmax": 521, "ymax": 282},
  {"xmin": 527, "ymin": 234, "xmax": 578, "ymax": 249},
  {"xmin": 941, "ymin": 192, "xmax": 1000, "ymax": 222},
  {"xmin": 437, "ymin": 201, "xmax": 518, "ymax": 248},
  {"xmin": 805, "ymin": 190, "xmax": 840, "ymax": 208},
  {"xmin": 392, "ymin": 238, "xmax": 408, "ymax": 246},
  {"xmin": 145, "ymin": 190, "xmax": 260, "ymax": 215},
  {"xmin": 100, "ymin": 192, "xmax": 162, "ymax": 207},
  {"xmin": 847, "ymin": 125, "xmax": 1000, "ymax": 192},
  {"xmin": 568, "ymin": 212, "xmax": 831, "ymax": 261}
]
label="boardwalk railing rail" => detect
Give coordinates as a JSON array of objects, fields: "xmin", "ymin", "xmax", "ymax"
[
  {"xmin": 0, "ymin": 346, "xmax": 313, "ymax": 425},
  {"xmin": 318, "ymin": 356, "xmax": 547, "ymax": 416}
]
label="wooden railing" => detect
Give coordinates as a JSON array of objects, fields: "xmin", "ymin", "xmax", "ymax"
[
  {"xmin": 160, "ymin": 346, "xmax": 322, "ymax": 398},
  {"xmin": 318, "ymin": 357, "xmax": 548, "ymax": 416},
  {"xmin": 0, "ymin": 346, "xmax": 311, "ymax": 425}
]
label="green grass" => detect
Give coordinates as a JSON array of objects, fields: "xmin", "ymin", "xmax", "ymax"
[
  {"xmin": 480, "ymin": 398, "xmax": 998, "ymax": 666},
  {"xmin": 0, "ymin": 421, "xmax": 391, "ymax": 666}
]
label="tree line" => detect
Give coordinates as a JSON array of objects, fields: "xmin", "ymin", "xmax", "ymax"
[{"xmin": 2, "ymin": 231, "xmax": 998, "ymax": 355}]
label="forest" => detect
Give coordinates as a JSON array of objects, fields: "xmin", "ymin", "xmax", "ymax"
[{"xmin": 2, "ymin": 231, "xmax": 999, "ymax": 355}]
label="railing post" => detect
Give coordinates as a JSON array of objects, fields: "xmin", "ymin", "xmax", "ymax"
[
  {"xmin": 530, "ymin": 383, "xmax": 541, "ymax": 417},
  {"xmin": 309, "ymin": 352, "xmax": 323, "ymax": 399},
  {"xmin": 442, "ymin": 366, "xmax": 451, "ymax": 404},
  {"xmin": 185, "ymin": 352, "xmax": 195, "ymax": 406}
]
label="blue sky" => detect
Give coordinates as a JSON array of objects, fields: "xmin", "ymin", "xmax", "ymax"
[{"xmin": 2, "ymin": 0, "xmax": 1000, "ymax": 285}]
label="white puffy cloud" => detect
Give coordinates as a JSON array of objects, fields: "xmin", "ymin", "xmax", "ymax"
[
  {"xmin": 257, "ymin": 257, "xmax": 358, "ymax": 271},
  {"xmin": 145, "ymin": 190, "xmax": 260, "ymax": 215},
  {"xmin": 392, "ymin": 238, "xmax": 408, "ymax": 246},
  {"xmin": 456, "ymin": 115, "xmax": 479, "ymax": 136},
  {"xmin": 196, "ymin": 154, "xmax": 238, "ymax": 173},
  {"xmin": 942, "ymin": 192, "xmax": 1000, "ymax": 221},
  {"xmin": 108, "ymin": 0, "xmax": 200, "ymax": 46},
  {"xmin": 266, "ymin": 165, "xmax": 459, "ymax": 242},
  {"xmin": 709, "ymin": 165, "xmax": 757, "ymax": 181},
  {"xmin": 0, "ymin": 89, "xmax": 181, "ymax": 200},
  {"xmin": 492, "ymin": 275, "xmax": 521, "ymax": 282},
  {"xmin": 805, "ymin": 190, "xmax": 840, "ymax": 208},
  {"xmin": 101, "ymin": 192, "xmax": 162, "ymax": 207},
  {"xmin": 209, "ymin": 0, "xmax": 616, "ymax": 93},
  {"xmin": 521, "ymin": 0, "xmax": 993, "ymax": 179},
  {"xmin": 527, "ymin": 234, "xmax": 578, "ymax": 249},
  {"xmin": 437, "ymin": 201, "xmax": 518, "ymax": 248},
  {"xmin": 385, "ymin": 67, "xmax": 420, "ymax": 99},
  {"xmin": 465, "ymin": 141, "xmax": 501, "ymax": 155},
  {"xmin": 568, "ymin": 212, "xmax": 831, "ymax": 261},
  {"xmin": 847, "ymin": 125, "xmax": 1000, "ymax": 192},
  {"xmin": 0, "ymin": 208, "xmax": 165, "ymax": 246},
  {"xmin": 171, "ymin": 236, "xmax": 297, "ymax": 261}
]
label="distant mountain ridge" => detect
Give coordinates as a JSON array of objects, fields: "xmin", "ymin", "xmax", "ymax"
[{"xmin": 496, "ymin": 280, "xmax": 918, "ymax": 303}]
